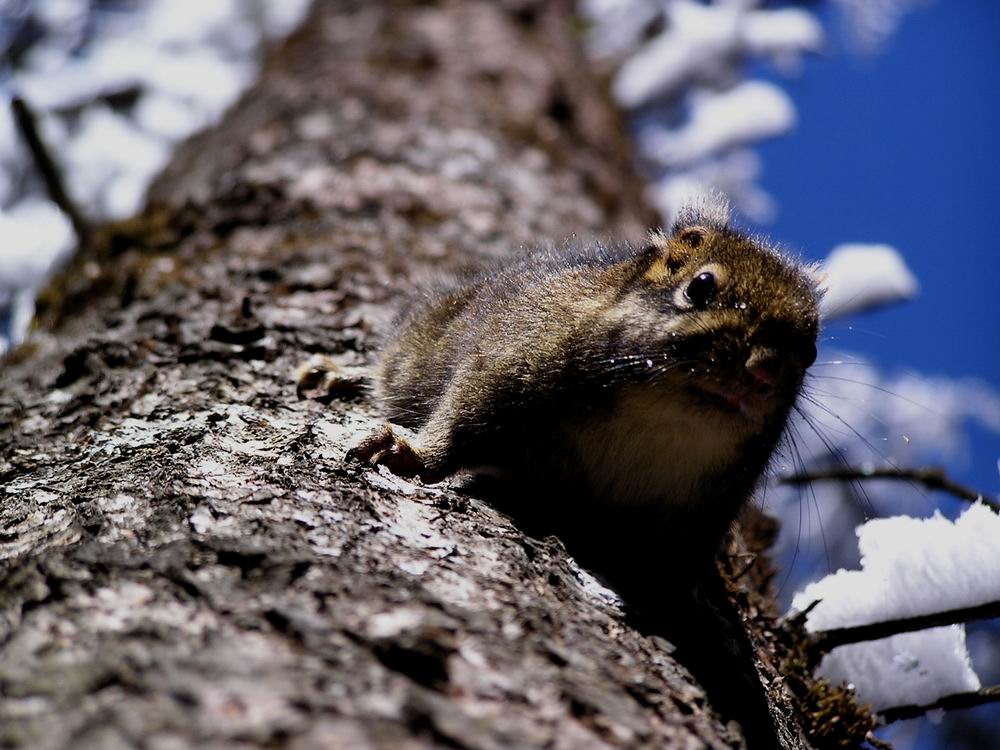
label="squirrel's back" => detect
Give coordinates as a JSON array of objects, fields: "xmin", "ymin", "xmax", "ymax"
[{"xmin": 377, "ymin": 238, "xmax": 652, "ymax": 428}]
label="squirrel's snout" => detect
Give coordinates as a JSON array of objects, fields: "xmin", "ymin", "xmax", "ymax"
[{"xmin": 744, "ymin": 347, "xmax": 782, "ymax": 393}]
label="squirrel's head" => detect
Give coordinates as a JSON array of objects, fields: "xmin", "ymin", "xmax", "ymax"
[{"xmin": 613, "ymin": 197, "xmax": 821, "ymax": 431}]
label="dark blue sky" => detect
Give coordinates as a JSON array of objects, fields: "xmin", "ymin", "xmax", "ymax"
[{"xmin": 754, "ymin": 0, "xmax": 1000, "ymax": 495}]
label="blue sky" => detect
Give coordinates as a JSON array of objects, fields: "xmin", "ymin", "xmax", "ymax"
[{"xmin": 754, "ymin": 0, "xmax": 1000, "ymax": 498}]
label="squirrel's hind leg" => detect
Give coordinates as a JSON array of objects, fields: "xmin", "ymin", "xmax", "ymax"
[{"xmin": 294, "ymin": 354, "xmax": 369, "ymax": 401}]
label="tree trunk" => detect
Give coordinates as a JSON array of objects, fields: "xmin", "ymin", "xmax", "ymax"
[{"xmin": 0, "ymin": 2, "xmax": 829, "ymax": 748}]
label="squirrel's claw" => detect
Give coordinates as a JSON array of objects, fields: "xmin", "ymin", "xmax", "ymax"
[{"xmin": 347, "ymin": 425, "xmax": 438, "ymax": 482}]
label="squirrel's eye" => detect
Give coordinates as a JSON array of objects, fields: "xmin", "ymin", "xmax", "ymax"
[{"xmin": 685, "ymin": 272, "xmax": 717, "ymax": 308}]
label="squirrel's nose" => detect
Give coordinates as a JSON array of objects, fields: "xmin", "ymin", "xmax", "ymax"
[{"xmin": 745, "ymin": 348, "xmax": 781, "ymax": 391}]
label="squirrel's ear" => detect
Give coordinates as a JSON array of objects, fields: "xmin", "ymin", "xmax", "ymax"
[
  {"xmin": 674, "ymin": 225, "xmax": 708, "ymax": 249},
  {"xmin": 642, "ymin": 228, "xmax": 701, "ymax": 282}
]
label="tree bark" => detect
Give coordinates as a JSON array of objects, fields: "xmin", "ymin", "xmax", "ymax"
[{"xmin": 1, "ymin": 2, "xmax": 831, "ymax": 748}]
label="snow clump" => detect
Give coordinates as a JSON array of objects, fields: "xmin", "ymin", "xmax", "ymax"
[{"xmin": 791, "ymin": 503, "xmax": 1000, "ymax": 710}]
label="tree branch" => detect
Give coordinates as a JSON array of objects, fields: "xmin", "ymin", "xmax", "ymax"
[
  {"xmin": 10, "ymin": 95, "xmax": 91, "ymax": 244},
  {"xmin": 780, "ymin": 466, "xmax": 999, "ymax": 513},
  {"xmin": 880, "ymin": 686, "xmax": 1000, "ymax": 724},
  {"xmin": 806, "ymin": 599, "xmax": 1000, "ymax": 666}
]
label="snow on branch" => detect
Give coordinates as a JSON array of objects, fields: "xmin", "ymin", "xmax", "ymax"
[
  {"xmin": 638, "ymin": 81, "xmax": 795, "ymax": 169},
  {"xmin": 831, "ymin": 0, "xmax": 930, "ymax": 54},
  {"xmin": 817, "ymin": 243, "xmax": 919, "ymax": 320},
  {"xmin": 602, "ymin": 1, "xmax": 821, "ymax": 108},
  {"xmin": 807, "ymin": 599, "xmax": 1000, "ymax": 664},
  {"xmin": 581, "ymin": 0, "xmax": 822, "ymax": 223},
  {"xmin": 790, "ymin": 504, "xmax": 1000, "ymax": 711},
  {"xmin": 0, "ymin": 0, "xmax": 314, "ymax": 355}
]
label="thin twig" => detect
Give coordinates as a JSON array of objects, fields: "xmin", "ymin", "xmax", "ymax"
[
  {"xmin": 807, "ymin": 599, "xmax": 1000, "ymax": 665},
  {"xmin": 864, "ymin": 732, "xmax": 893, "ymax": 750},
  {"xmin": 780, "ymin": 465, "xmax": 999, "ymax": 513},
  {"xmin": 10, "ymin": 95, "xmax": 91, "ymax": 244},
  {"xmin": 880, "ymin": 685, "xmax": 1000, "ymax": 723}
]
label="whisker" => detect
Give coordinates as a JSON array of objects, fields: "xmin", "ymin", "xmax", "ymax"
[
  {"xmin": 796, "ymin": 395, "xmax": 940, "ymax": 518},
  {"xmin": 799, "ymin": 392, "xmax": 912, "ymax": 473},
  {"xmin": 793, "ymin": 402, "xmax": 877, "ymax": 518},
  {"xmin": 800, "ymin": 382, "xmax": 892, "ymax": 431},
  {"xmin": 776, "ymin": 441, "xmax": 806, "ymax": 598},
  {"xmin": 788, "ymin": 420, "xmax": 833, "ymax": 575},
  {"xmin": 811, "ymin": 375, "xmax": 945, "ymax": 417},
  {"xmin": 821, "ymin": 324, "xmax": 889, "ymax": 340}
]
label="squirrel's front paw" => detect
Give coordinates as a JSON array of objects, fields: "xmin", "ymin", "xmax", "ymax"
[{"xmin": 346, "ymin": 425, "xmax": 438, "ymax": 482}]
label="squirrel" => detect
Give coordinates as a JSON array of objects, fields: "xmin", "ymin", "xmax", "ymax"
[
  {"xmin": 326, "ymin": 194, "xmax": 822, "ymax": 748},
  {"xmin": 343, "ymin": 194, "xmax": 821, "ymax": 572}
]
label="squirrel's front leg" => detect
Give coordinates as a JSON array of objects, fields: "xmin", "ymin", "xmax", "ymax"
[
  {"xmin": 347, "ymin": 360, "xmax": 519, "ymax": 484},
  {"xmin": 346, "ymin": 422, "xmax": 455, "ymax": 484}
]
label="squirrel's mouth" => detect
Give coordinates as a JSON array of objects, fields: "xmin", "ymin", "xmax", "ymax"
[{"xmin": 687, "ymin": 379, "xmax": 781, "ymax": 423}]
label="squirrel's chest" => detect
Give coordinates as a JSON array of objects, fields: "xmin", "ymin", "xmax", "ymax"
[{"xmin": 568, "ymin": 390, "xmax": 743, "ymax": 507}]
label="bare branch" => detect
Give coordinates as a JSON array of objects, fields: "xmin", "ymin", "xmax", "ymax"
[
  {"xmin": 864, "ymin": 732, "xmax": 894, "ymax": 750},
  {"xmin": 807, "ymin": 599, "xmax": 1000, "ymax": 665},
  {"xmin": 880, "ymin": 685, "xmax": 1000, "ymax": 723},
  {"xmin": 10, "ymin": 95, "xmax": 91, "ymax": 244},
  {"xmin": 780, "ymin": 465, "xmax": 1000, "ymax": 513}
]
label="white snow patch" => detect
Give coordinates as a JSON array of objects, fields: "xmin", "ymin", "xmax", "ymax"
[
  {"xmin": 742, "ymin": 9, "xmax": 824, "ymax": 64},
  {"xmin": 612, "ymin": 1, "xmax": 738, "ymax": 109},
  {"xmin": 134, "ymin": 93, "xmax": 209, "ymax": 142},
  {"xmin": 640, "ymin": 81, "xmax": 795, "ymax": 169},
  {"xmin": 794, "ymin": 505, "xmax": 1000, "ymax": 625},
  {"xmin": 567, "ymin": 559, "xmax": 624, "ymax": 611},
  {"xmin": 607, "ymin": 1, "xmax": 820, "ymax": 107},
  {"xmin": 64, "ymin": 106, "xmax": 171, "ymax": 218},
  {"xmin": 579, "ymin": 0, "xmax": 661, "ymax": 59},
  {"xmin": 832, "ymin": 0, "xmax": 930, "ymax": 53},
  {"xmin": 767, "ymin": 357, "xmax": 1000, "ymax": 587},
  {"xmin": 580, "ymin": 1, "xmax": 826, "ymax": 228},
  {"xmin": 0, "ymin": 199, "xmax": 75, "ymax": 354},
  {"xmin": 819, "ymin": 243, "xmax": 919, "ymax": 320},
  {"xmin": 1, "ymin": 0, "xmax": 315, "ymax": 355},
  {"xmin": 814, "ymin": 628, "xmax": 978, "ymax": 711},
  {"xmin": 647, "ymin": 149, "xmax": 777, "ymax": 225},
  {"xmin": 0, "ymin": 200, "xmax": 75, "ymax": 290},
  {"xmin": 261, "ymin": 0, "xmax": 315, "ymax": 39},
  {"xmin": 791, "ymin": 503, "xmax": 1000, "ymax": 709}
]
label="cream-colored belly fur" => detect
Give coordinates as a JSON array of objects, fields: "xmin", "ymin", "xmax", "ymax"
[{"xmin": 570, "ymin": 389, "xmax": 743, "ymax": 507}]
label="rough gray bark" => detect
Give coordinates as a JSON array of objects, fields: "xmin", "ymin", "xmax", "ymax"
[{"xmin": 0, "ymin": 2, "xmax": 834, "ymax": 748}]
